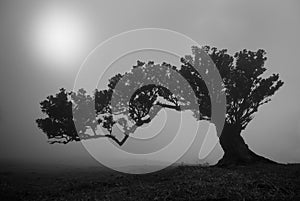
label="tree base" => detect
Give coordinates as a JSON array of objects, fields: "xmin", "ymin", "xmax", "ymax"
[
  {"xmin": 216, "ymin": 149, "xmax": 278, "ymax": 167},
  {"xmin": 216, "ymin": 123, "xmax": 279, "ymax": 167}
]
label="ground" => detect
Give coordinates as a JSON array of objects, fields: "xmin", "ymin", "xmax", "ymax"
[{"xmin": 0, "ymin": 163, "xmax": 299, "ymax": 201}]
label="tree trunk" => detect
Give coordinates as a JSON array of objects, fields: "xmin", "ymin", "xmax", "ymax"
[{"xmin": 216, "ymin": 123, "xmax": 277, "ymax": 167}]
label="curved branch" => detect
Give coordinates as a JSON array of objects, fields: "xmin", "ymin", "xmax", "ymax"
[
  {"xmin": 107, "ymin": 134, "xmax": 129, "ymax": 146},
  {"xmin": 75, "ymin": 133, "xmax": 129, "ymax": 146},
  {"xmin": 155, "ymin": 102, "xmax": 181, "ymax": 111}
]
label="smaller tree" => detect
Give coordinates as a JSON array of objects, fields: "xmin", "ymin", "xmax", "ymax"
[{"xmin": 36, "ymin": 62, "xmax": 192, "ymax": 145}]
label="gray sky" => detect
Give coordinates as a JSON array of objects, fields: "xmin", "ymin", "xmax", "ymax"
[{"xmin": 0, "ymin": 0, "xmax": 300, "ymax": 168}]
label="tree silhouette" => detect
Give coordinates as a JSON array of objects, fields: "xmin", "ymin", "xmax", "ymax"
[
  {"xmin": 36, "ymin": 46, "xmax": 283, "ymax": 166},
  {"xmin": 180, "ymin": 46, "xmax": 284, "ymax": 165}
]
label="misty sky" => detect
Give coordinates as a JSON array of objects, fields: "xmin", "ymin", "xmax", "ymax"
[{"xmin": 0, "ymin": 0, "xmax": 300, "ymax": 168}]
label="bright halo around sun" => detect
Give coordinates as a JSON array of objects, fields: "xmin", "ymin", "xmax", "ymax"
[{"xmin": 29, "ymin": 6, "xmax": 91, "ymax": 70}]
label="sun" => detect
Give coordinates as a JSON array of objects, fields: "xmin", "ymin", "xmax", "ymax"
[{"xmin": 29, "ymin": 6, "xmax": 91, "ymax": 69}]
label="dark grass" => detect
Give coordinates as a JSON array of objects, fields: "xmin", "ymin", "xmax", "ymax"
[{"xmin": 1, "ymin": 163, "xmax": 299, "ymax": 201}]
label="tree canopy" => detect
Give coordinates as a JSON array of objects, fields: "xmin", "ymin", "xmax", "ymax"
[{"xmin": 36, "ymin": 46, "xmax": 283, "ymax": 146}]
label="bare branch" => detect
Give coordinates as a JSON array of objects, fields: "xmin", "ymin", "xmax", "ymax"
[{"xmin": 155, "ymin": 102, "xmax": 180, "ymax": 111}]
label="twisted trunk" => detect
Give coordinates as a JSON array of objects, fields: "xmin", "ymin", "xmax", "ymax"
[{"xmin": 216, "ymin": 123, "xmax": 277, "ymax": 167}]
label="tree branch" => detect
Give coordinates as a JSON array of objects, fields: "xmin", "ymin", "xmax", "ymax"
[{"xmin": 155, "ymin": 102, "xmax": 181, "ymax": 111}]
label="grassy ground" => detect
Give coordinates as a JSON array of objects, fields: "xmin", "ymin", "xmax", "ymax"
[{"xmin": 0, "ymin": 163, "xmax": 299, "ymax": 201}]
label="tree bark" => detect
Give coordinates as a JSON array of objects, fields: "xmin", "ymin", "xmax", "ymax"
[{"xmin": 216, "ymin": 122, "xmax": 277, "ymax": 167}]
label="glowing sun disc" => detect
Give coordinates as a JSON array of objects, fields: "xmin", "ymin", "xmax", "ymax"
[{"xmin": 30, "ymin": 6, "xmax": 90, "ymax": 69}]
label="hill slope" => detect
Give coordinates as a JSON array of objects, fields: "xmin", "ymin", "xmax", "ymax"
[{"xmin": 1, "ymin": 164, "xmax": 299, "ymax": 201}]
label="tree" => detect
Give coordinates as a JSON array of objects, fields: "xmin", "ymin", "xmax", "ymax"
[
  {"xmin": 180, "ymin": 46, "xmax": 284, "ymax": 166},
  {"xmin": 36, "ymin": 46, "xmax": 283, "ymax": 166}
]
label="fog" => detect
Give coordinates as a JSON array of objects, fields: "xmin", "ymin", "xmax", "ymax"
[{"xmin": 0, "ymin": 0, "xmax": 299, "ymax": 170}]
